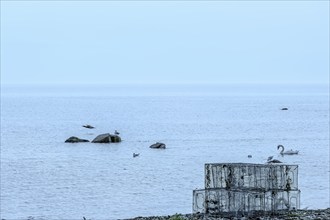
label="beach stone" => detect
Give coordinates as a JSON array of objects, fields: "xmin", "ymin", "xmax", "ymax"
[
  {"xmin": 92, "ymin": 133, "xmax": 122, "ymax": 143},
  {"xmin": 150, "ymin": 142, "xmax": 166, "ymax": 149},
  {"xmin": 65, "ymin": 136, "xmax": 89, "ymax": 143}
]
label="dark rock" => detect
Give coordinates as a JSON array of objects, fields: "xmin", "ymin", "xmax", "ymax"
[
  {"xmin": 110, "ymin": 134, "xmax": 121, "ymax": 143},
  {"xmin": 92, "ymin": 133, "xmax": 111, "ymax": 143},
  {"xmin": 92, "ymin": 133, "xmax": 122, "ymax": 143},
  {"xmin": 150, "ymin": 142, "xmax": 166, "ymax": 149},
  {"xmin": 65, "ymin": 136, "xmax": 89, "ymax": 143},
  {"xmin": 281, "ymin": 108, "xmax": 288, "ymax": 110}
]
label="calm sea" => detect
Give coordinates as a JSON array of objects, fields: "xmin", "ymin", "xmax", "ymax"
[{"xmin": 1, "ymin": 84, "xmax": 329, "ymax": 219}]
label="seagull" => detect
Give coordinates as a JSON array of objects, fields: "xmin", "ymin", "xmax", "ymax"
[
  {"xmin": 82, "ymin": 124, "xmax": 94, "ymax": 129},
  {"xmin": 114, "ymin": 130, "xmax": 120, "ymax": 135},
  {"xmin": 133, "ymin": 153, "xmax": 140, "ymax": 158}
]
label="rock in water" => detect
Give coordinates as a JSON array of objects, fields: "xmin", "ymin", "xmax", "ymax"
[
  {"xmin": 150, "ymin": 142, "xmax": 166, "ymax": 149},
  {"xmin": 65, "ymin": 136, "xmax": 89, "ymax": 143},
  {"xmin": 92, "ymin": 133, "xmax": 122, "ymax": 143},
  {"xmin": 110, "ymin": 134, "xmax": 121, "ymax": 143},
  {"xmin": 92, "ymin": 133, "xmax": 111, "ymax": 143}
]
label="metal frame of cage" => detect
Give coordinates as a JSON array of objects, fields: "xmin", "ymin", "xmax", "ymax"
[
  {"xmin": 205, "ymin": 163, "xmax": 298, "ymax": 191},
  {"xmin": 193, "ymin": 188, "xmax": 300, "ymax": 216},
  {"xmin": 193, "ymin": 163, "xmax": 300, "ymax": 217}
]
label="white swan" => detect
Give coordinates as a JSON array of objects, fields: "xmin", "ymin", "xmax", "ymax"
[{"xmin": 277, "ymin": 145, "xmax": 299, "ymax": 155}]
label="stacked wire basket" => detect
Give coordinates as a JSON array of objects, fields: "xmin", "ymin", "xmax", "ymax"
[{"xmin": 193, "ymin": 163, "xmax": 300, "ymax": 217}]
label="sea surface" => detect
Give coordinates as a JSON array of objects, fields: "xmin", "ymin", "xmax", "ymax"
[{"xmin": 1, "ymin": 84, "xmax": 329, "ymax": 220}]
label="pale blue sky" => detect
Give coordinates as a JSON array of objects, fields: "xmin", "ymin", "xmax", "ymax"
[{"xmin": 1, "ymin": 1, "xmax": 329, "ymax": 85}]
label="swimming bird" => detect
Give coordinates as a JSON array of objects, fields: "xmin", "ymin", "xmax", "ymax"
[
  {"xmin": 114, "ymin": 130, "xmax": 120, "ymax": 135},
  {"xmin": 133, "ymin": 153, "xmax": 140, "ymax": 158},
  {"xmin": 248, "ymin": 155, "xmax": 252, "ymax": 158},
  {"xmin": 277, "ymin": 145, "xmax": 299, "ymax": 155},
  {"xmin": 82, "ymin": 124, "xmax": 94, "ymax": 129}
]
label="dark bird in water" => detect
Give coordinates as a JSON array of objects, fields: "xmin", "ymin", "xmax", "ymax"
[
  {"xmin": 114, "ymin": 130, "xmax": 120, "ymax": 135},
  {"xmin": 248, "ymin": 155, "xmax": 252, "ymax": 158},
  {"xmin": 133, "ymin": 153, "xmax": 140, "ymax": 158},
  {"xmin": 277, "ymin": 145, "xmax": 299, "ymax": 155},
  {"xmin": 83, "ymin": 124, "xmax": 94, "ymax": 129}
]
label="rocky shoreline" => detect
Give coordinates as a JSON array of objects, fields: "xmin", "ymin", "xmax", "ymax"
[{"xmin": 124, "ymin": 208, "xmax": 330, "ymax": 220}]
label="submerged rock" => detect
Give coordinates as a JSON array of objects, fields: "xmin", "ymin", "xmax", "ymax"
[
  {"xmin": 150, "ymin": 142, "xmax": 166, "ymax": 149},
  {"xmin": 92, "ymin": 133, "xmax": 121, "ymax": 143},
  {"xmin": 65, "ymin": 136, "xmax": 89, "ymax": 143}
]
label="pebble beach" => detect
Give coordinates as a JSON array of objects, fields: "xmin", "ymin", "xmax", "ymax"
[{"xmin": 125, "ymin": 208, "xmax": 330, "ymax": 220}]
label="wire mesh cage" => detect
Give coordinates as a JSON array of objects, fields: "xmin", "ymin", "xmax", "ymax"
[
  {"xmin": 193, "ymin": 188, "xmax": 300, "ymax": 217},
  {"xmin": 205, "ymin": 163, "xmax": 298, "ymax": 191},
  {"xmin": 193, "ymin": 163, "xmax": 300, "ymax": 217}
]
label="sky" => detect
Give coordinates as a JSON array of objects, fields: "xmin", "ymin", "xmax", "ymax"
[{"xmin": 1, "ymin": 1, "xmax": 329, "ymax": 85}]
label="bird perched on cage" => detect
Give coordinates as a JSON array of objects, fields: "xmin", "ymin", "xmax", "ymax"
[
  {"xmin": 267, "ymin": 156, "xmax": 274, "ymax": 161},
  {"xmin": 267, "ymin": 157, "xmax": 282, "ymax": 164}
]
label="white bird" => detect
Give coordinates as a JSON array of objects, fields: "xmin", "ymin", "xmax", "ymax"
[
  {"xmin": 277, "ymin": 145, "xmax": 299, "ymax": 155},
  {"xmin": 133, "ymin": 153, "xmax": 140, "ymax": 158}
]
